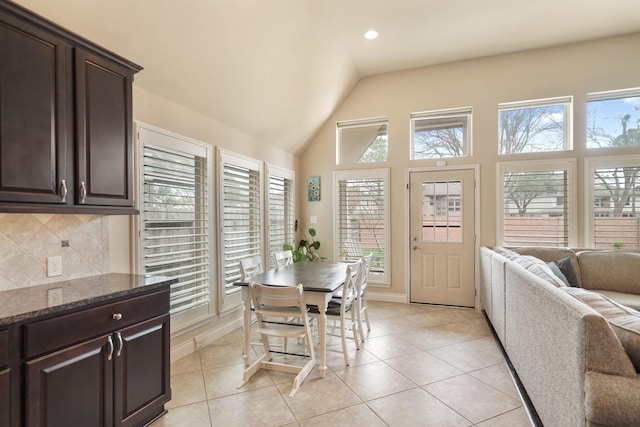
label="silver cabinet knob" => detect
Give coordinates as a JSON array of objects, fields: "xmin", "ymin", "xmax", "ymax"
[{"xmin": 112, "ymin": 313, "xmax": 123, "ymax": 320}]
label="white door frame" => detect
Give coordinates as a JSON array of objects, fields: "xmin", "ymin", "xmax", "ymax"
[{"xmin": 404, "ymin": 164, "xmax": 481, "ymax": 308}]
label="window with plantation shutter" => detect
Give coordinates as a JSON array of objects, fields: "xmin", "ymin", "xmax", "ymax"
[
  {"xmin": 267, "ymin": 165, "xmax": 295, "ymax": 268},
  {"xmin": 587, "ymin": 155, "xmax": 640, "ymax": 250},
  {"xmin": 219, "ymin": 150, "xmax": 263, "ymax": 308},
  {"xmin": 497, "ymin": 160, "xmax": 576, "ymax": 247},
  {"xmin": 334, "ymin": 168, "xmax": 390, "ymax": 285},
  {"xmin": 137, "ymin": 125, "xmax": 214, "ymax": 332}
]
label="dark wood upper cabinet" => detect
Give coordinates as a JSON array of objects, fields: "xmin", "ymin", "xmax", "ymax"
[
  {"xmin": 0, "ymin": 0, "xmax": 142, "ymax": 214},
  {"xmin": 0, "ymin": 13, "xmax": 70, "ymax": 205},
  {"xmin": 76, "ymin": 50, "xmax": 134, "ymax": 207}
]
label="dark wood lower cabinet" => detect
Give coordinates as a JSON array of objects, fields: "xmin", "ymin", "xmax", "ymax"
[
  {"xmin": 25, "ymin": 334, "xmax": 113, "ymax": 427},
  {"xmin": 0, "ymin": 368, "xmax": 10, "ymax": 427},
  {"xmin": 116, "ymin": 315, "xmax": 170, "ymax": 427},
  {"xmin": 20, "ymin": 290, "xmax": 170, "ymax": 427}
]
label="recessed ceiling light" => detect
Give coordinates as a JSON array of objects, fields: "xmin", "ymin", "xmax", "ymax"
[{"xmin": 364, "ymin": 30, "xmax": 379, "ymax": 40}]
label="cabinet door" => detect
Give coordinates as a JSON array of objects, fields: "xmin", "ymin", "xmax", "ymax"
[
  {"xmin": 0, "ymin": 14, "xmax": 70, "ymax": 204},
  {"xmin": 115, "ymin": 314, "xmax": 170, "ymax": 427},
  {"xmin": 75, "ymin": 49, "xmax": 134, "ymax": 207},
  {"xmin": 0, "ymin": 368, "xmax": 10, "ymax": 427},
  {"xmin": 25, "ymin": 334, "xmax": 114, "ymax": 427}
]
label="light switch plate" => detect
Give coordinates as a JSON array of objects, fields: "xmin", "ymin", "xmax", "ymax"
[
  {"xmin": 46, "ymin": 256, "xmax": 63, "ymax": 277},
  {"xmin": 310, "ymin": 216, "xmax": 317, "ymax": 224}
]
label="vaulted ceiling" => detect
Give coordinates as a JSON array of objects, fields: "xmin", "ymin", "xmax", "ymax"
[{"xmin": 14, "ymin": 0, "xmax": 640, "ymax": 154}]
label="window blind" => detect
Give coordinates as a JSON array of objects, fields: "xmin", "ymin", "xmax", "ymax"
[
  {"xmin": 336, "ymin": 177, "xmax": 386, "ymax": 272},
  {"xmin": 142, "ymin": 144, "xmax": 210, "ymax": 316},
  {"xmin": 222, "ymin": 162, "xmax": 262, "ymax": 294},
  {"xmin": 502, "ymin": 170, "xmax": 569, "ymax": 247},
  {"xmin": 593, "ymin": 166, "xmax": 640, "ymax": 250},
  {"xmin": 267, "ymin": 174, "xmax": 295, "ymax": 268}
]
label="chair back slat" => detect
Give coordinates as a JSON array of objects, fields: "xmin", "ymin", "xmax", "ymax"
[
  {"xmin": 273, "ymin": 250, "xmax": 294, "ymax": 267},
  {"xmin": 240, "ymin": 255, "xmax": 263, "ymax": 280}
]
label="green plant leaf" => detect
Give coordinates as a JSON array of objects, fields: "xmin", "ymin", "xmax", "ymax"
[
  {"xmin": 308, "ymin": 228, "xmax": 316, "ymax": 237},
  {"xmin": 312, "ymin": 241, "xmax": 320, "ymax": 250}
]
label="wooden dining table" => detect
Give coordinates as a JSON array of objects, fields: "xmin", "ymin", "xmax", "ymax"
[{"xmin": 233, "ymin": 261, "xmax": 350, "ymax": 377}]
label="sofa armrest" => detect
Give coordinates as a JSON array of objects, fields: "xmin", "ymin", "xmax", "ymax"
[{"xmin": 585, "ymin": 371, "xmax": 640, "ymax": 426}]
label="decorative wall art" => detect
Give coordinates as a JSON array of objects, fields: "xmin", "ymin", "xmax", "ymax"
[{"xmin": 308, "ymin": 176, "xmax": 320, "ymax": 201}]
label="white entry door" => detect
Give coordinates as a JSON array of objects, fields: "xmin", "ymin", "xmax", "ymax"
[{"xmin": 409, "ymin": 169, "xmax": 476, "ymax": 307}]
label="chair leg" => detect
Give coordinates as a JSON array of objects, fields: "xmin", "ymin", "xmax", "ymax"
[
  {"xmin": 355, "ymin": 298, "xmax": 365, "ymax": 342},
  {"xmin": 237, "ymin": 354, "xmax": 269, "ymax": 389}
]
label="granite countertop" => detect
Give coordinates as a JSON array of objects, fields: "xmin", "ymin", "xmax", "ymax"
[{"xmin": 0, "ymin": 273, "xmax": 176, "ymax": 326}]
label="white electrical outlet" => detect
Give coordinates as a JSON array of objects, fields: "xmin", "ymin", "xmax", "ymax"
[
  {"xmin": 47, "ymin": 288, "xmax": 63, "ymax": 307},
  {"xmin": 46, "ymin": 256, "xmax": 63, "ymax": 277}
]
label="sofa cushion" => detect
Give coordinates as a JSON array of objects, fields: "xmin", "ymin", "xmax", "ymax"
[
  {"xmin": 512, "ymin": 255, "xmax": 567, "ymax": 288},
  {"xmin": 510, "ymin": 247, "xmax": 581, "ymax": 285},
  {"xmin": 556, "ymin": 256, "xmax": 580, "ymax": 287},
  {"xmin": 577, "ymin": 251, "xmax": 640, "ymax": 294},
  {"xmin": 561, "ymin": 287, "xmax": 640, "ymax": 372},
  {"xmin": 593, "ymin": 290, "xmax": 640, "ymax": 311}
]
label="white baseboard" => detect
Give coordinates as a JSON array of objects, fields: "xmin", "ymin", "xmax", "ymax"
[
  {"xmin": 170, "ymin": 317, "xmax": 244, "ymax": 363},
  {"xmin": 368, "ymin": 291, "xmax": 406, "ymax": 304}
]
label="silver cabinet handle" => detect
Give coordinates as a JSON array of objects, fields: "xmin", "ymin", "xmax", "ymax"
[
  {"xmin": 115, "ymin": 332, "xmax": 123, "ymax": 357},
  {"xmin": 112, "ymin": 313, "xmax": 123, "ymax": 320},
  {"xmin": 107, "ymin": 335, "xmax": 114, "ymax": 360},
  {"xmin": 60, "ymin": 179, "xmax": 67, "ymax": 203},
  {"xmin": 80, "ymin": 181, "xmax": 87, "ymax": 203}
]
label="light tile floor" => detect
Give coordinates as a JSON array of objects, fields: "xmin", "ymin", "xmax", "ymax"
[{"xmin": 153, "ymin": 301, "xmax": 533, "ymax": 427}]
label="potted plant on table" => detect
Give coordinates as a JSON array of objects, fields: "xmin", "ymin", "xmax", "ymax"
[{"xmin": 284, "ymin": 220, "xmax": 325, "ymax": 262}]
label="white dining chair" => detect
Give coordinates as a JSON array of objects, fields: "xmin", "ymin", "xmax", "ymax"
[
  {"xmin": 238, "ymin": 283, "xmax": 315, "ymax": 397},
  {"xmin": 308, "ymin": 260, "xmax": 363, "ymax": 366},
  {"xmin": 356, "ymin": 253, "xmax": 373, "ymax": 340},
  {"xmin": 239, "ymin": 255, "xmax": 263, "ymax": 280},
  {"xmin": 273, "ymin": 249, "xmax": 294, "ymax": 267}
]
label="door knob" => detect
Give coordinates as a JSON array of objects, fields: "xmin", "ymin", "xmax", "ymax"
[{"xmin": 412, "ymin": 246, "xmax": 420, "ymax": 250}]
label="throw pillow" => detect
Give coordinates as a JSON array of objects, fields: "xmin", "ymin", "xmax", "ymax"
[
  {"xmin": 556, "ymin": 256, "xmax": 580, "ymax": 287},
  {"xmin": 547, "ymin": 261, "xmax": 570, "ymax": 287},
  {"xmin": 561, "ymin": 287, "xmax": 640, "ymax": 372},
  {"xmin": 513, "ymin": 255, "xmax": 567, "ymax": 287}
]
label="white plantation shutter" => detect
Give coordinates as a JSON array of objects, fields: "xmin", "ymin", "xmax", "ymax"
[
  {"xmin": 220, "ymin": 151, "xmax": 263, "ymax": 298},
  {"xmin": 498, "ymin": 160, "xmax": 576, "ymax": 247},
  {"xmin": 587, "ymin": 156, "xmax": 640, "ymax": 250},
  {"xmin": 138, "ymin": 125, "xmax": 213, "ymax": 330},
  {"xmin": 334, "ymin": 168, "xmax": 390, "ymax": 285},
  {"xmin": 267, "ymin": 166, "xmax": 295, "ymax": 268}
]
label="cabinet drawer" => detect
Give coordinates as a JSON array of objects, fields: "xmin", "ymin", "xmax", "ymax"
[
  {"xmin": 0, "ymin": 329, "xmax": 8, "ymax": 366},
  {"xmin": 24, "ymin": 289, "xmax": 169, "ymax": 359}
]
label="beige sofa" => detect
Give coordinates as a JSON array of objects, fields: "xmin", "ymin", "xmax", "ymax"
[{"xmin": 480, "ymin": 246, "xmax": 640, "ymax": 426}]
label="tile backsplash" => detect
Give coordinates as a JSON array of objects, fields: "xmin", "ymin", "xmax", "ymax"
[{"xmin": 0, "ymin": 214, "xmax": 109, "ymax": 291}]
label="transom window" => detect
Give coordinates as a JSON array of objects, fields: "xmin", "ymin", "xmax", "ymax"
[
  {"xmin": 498, "ymin": 97, "xmax": 572, "ymax": 154},
  {"xmin": 336, "ymin": 118, "xmax": 388, "ymax": 165},
  {"xmin": 587, "ymin": 88, "xmax": 640, "ymax": 149},
  {"xmin": 411, "ymin": 108, "xmax": 472, "ymax": 159}
]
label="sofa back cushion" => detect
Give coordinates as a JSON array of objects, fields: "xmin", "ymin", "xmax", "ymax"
[
  {"xmin": 512, "ymin": 255, "xmax": 568, "ymax": 288},
  {"xmin": 510, "ymin": 247, "xmax": 581, "ymax": 285},
  {"xmin": 577, "ymin": 251, "xmax": 640, "ymax": 294},
  {"xmin": 561, "ymin": 287, "xmax": 640, "ymax": 372}
]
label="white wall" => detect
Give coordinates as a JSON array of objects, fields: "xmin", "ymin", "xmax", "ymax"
[{"xmin": 299, "ymin": 33, "xmax": 640, "ymax": 298}]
